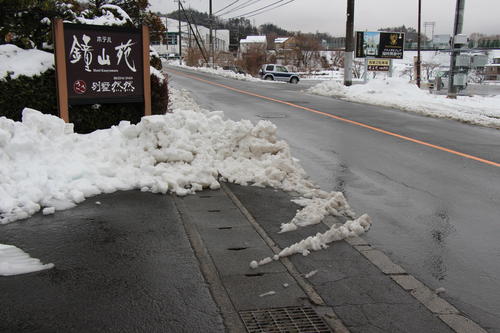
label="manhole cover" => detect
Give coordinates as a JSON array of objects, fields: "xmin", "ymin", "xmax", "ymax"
[
  {"xmin": 239, "ymin": 306, "xmax": 332, "ymax": 333},
  {"xmin": 257, "ymin": 114, "xmax": 287, "ymax": 119}
]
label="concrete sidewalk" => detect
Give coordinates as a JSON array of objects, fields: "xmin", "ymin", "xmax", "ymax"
[{"xmin": 0, "ymin": 185, "xmax": 486, "ymax": 332}]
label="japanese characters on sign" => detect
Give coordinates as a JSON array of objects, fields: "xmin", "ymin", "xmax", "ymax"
[
  {"xmin": 355, "ymin": 31, "xmax": 405, "ymax": 59},
  {"xmin": 63, "ymin": 23, "xmax": 144, "ymax": 104},
  {"xmin": 367, "ymin": 59, "xmax": 390, "ymax": 72}
]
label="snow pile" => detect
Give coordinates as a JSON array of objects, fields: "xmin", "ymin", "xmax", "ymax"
[
  {"xmin": 0, "ymin": 44, "xmax": 54, "ymax": 80},
  {"xmin": 308, "ymin": 78, "xmax": 500, "ymax": 128},
  {"xmin": 279, "ymin": 192, "xmax": 354, "ymax": 233},
  {"xmin": 0, "ymin": 90, "xmax": 364, "ymax": 226},
  {"xmin": 300, "ymin": 70, "xmax": 343, "ymax": 81},
  {"xmin": 1, "ymin": 88, "xmax": 372, "ymax": 274},
  {"xmin": 0, "ymin": 244, "xmax": 54, "ymax": 276},
  {"xmin": 250, "ymin": 214, "xmax": 372, "ymax": 268},
  {"xmin": 75, "ymin": 4, "xmax": 132, "ymax": 26},
  {"xmin": 166, "ymin": 62, "xmax": 263, "ymax": 83}
]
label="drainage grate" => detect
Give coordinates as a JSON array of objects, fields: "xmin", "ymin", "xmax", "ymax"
[{"xmin": 239, "ymin": 306, "xmax": 332, "ymax": 333}]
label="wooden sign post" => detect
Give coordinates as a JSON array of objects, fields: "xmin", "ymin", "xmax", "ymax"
[{"xmin": 53, "ymin": 19, "xmax": 151, "ymax": 122}]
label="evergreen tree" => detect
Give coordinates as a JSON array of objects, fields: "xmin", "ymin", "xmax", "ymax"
[{"xmin": 0, "ymin": 0, "xmax": 78, "ymax": 49}]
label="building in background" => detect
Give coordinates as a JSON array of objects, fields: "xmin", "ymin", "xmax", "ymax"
[
  {"xmin": 484, "ymin": 57, "xmax": 500, "ymax": 81},
  {"xmin": 239, "ymin": 35, "xmax": 267, "ymax": 54},
  {"xmin": 151, "ymin": 17, "xmax": 229, "ymax": 57}
]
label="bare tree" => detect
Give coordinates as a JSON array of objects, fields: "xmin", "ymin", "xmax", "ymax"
[
  {"xmin": 422, "ymin": 62, "xmax": 439, "ymax": 81},
  {"xmin": 237, "ymin": 45, "xmax": 267, "ymax": 75},
  {"xmin": 402, "ymin": 65, "xmax": 414, "ymax": 81},
  {"xmin": 352, "ymin": 59, "xmax": 365, "ymax": 79},
  {"xmin": 292, "ymin": 33, "xmax": 321, "ymax": 70},
  {"xmin": 331, "ymin": 50, "xmax": 344, "ymax": 69},
  {"xmin": 185, "ymin": 47, "xmax": 205, "ymax": 67}
]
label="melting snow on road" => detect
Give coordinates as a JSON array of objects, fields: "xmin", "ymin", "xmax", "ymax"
[
  {"xmin": 0, "ymin": 244, "xmax": 54, "ymax": 276},
  {"xmin": 308, "ymin": 78, "xmax": 500, "ymax": 129},
  {"xmin": 0, "ymin": 88, "xmax": 371, "ymax": 274}
]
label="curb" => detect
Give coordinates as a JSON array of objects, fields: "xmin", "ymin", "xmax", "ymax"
[
  {"xmin": 342, "ymin": 234, "xmax": 488, "ymax": 333},
  {"xmin": 221, "ymin": 183, "xmax": 350, "ymax": 333},
  {"xmin": 221, "ymin": 182, "xmax": 489, "ymax": 333}
]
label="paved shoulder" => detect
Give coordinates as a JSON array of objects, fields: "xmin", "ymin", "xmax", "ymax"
[
  {"xmin": 0, "ymin": 191, "xmax": 224, "ymax": 333},
  {"xmin": 226, "ymin": 183, "xmax": 456, "ymax": 333}
]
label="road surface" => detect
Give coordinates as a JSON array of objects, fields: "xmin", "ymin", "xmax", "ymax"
[{"xmin": 165, "ymin": 64, "xmax": 500, "ymax": 333}]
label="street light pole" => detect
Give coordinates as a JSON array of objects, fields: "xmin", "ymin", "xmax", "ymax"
[
  {"xmin": 447, "ymin": 0, "xmax": 465, "ymax": 99},
  {"xmin": 209, "ymin": 0, "xmax": 214, "ymax": 67},
  {"xmin": 344, "ymin": 0, "xmax": 355, "ymax": 86},
  {"xmin": 178, "ymin": 0, "xmax": 182, "ymax": 65},
  {"xmin": 416, "ymin": 0, "xmax": 422, "ymax": 88}
]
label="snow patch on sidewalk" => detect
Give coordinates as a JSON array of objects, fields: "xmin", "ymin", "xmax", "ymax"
[
  {"xmin": 307, "ymin": 78, "xmax": 500, "ymax": 129},
  {"xmin": 251, "ymin": 214, "xmax": 371, "ymax": 269},
  {"xmin": 0, "ymin": 244, "xmax": 54, "ymax": 276}
]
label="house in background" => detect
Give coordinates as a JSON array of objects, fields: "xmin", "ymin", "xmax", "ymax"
[
  {"xmin": 274, "ymin": 37, "xmax": 289, "ymax": 52},
  {"xmin": 484, "ymin": 57, "xmax": 500, "ymax": 81},
  {"xmin": 151, "ymin": 17, "xmax": 230, "ymax": 56},
  {"xmin": 274, "ymin": 37, "xmax": 298, "ymax": 52},
  {"xmin": 239, "ymin": 35, "xmax": 267, "ymax": 54}
]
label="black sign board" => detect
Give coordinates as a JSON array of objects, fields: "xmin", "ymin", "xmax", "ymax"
[
  {"xmin": 63, "ymin": 23, "xmax": 144, "ymax": 105},
  {"xmin": 355, "ymin": 31, "xmax": 405, "ymax": 59}
]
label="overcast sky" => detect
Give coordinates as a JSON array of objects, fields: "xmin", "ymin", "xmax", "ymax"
[{"xmin": 149, "ymin": 0, "xmax": 499, "ymax": 36}]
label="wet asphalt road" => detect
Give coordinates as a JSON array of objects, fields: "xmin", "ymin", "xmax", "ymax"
[
  {"xmin": 0, "ymin": 191, "xmax": 224, "ymax": 333},
  {"xmin": 166, "ymin": 65, "xmax": 500, "ymax": 332}
]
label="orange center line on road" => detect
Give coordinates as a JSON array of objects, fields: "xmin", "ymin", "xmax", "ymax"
[{"xmin": 168, "ymin": 68, "xmax": 500, "ymax": 168}]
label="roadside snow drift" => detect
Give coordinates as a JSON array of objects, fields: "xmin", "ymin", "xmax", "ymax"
[
  {"xmin": 0, "ymin": 88, "xmax": 371, "ymax": 274},
  {"xmin": 308, "ymin": 78, "xmax": 500, "ymax": 129},
  {"xmin": 0, "ymin": 244, "xmax": 54, "ymax": 276}
]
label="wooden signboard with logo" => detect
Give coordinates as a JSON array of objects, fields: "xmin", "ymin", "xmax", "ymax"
[{"xmin": 53, "ymin": 19, "xmax": 151, "ymax": 122}]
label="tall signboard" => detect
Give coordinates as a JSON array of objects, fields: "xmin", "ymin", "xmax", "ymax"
[
  {"xmin": 53, "ymin": 19, "xmax": 151, "ymax": 122},
  {"xmin": 355, "ymin": 31, "xmax": 405, "ymax": 59}
]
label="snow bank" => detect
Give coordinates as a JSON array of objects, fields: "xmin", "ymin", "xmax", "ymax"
[
  {"xmin": 1, "ymin": 88, "xmax": 372, "ymax": 273},
  {"xmin": 166, "ymin": 62, "xmax": 264, "ymax": 83},
  {"xmin": 0, "ymin": 89, "xmax": 362, "ymax": 226},
  {"xmin": 0, "ymin": 44, "xmax": 54, "ymax": 80},
  {"xmin": 308, "ymin": 78, "xmax": 500, "ymax": 128},
  {"xmin": 0, "ymin": 244, "xmax": 54, "ymax": 276}
]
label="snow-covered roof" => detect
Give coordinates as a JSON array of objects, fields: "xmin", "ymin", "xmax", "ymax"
[
  {"xmin": 275, "ymin": 37, "xmax": 289, "ymax": 44},
  {"xmin": 240, "ymin": 36, "xmax": 267, "ymax": 44}
]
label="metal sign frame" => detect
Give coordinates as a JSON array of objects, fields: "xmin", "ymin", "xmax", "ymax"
[{"xmin": 355, "ymin": 31, "xmax": 405, "ymax": 59}]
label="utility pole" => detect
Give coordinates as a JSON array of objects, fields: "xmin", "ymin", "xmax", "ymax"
[
  {"xmin": 344, "ymin": 0, "xmax": 355, "ymax": 86},
  {"xmin": 416, "ymin": 0, "xmax": 421, "ymax": 88},
  {"xmin": 447, "ymin": 0, "xmax": 465, "ymax": 99},
  {"xmin": 178, "ymin": 0, "xmax": 182, "ymax": 65},
  {"xmin": 209, "ymin": 0, "xmax": 214, "ymax": 67}
]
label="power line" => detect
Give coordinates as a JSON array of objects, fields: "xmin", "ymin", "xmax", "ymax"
[
  {"xmin": 214, "ymin": 0, "xmax": 241, "ymax": 15},
  {"xmin": 226, "ymin": 0, "xmax": 296, "ymax": 19},
  {"xmin": 218, "ymin": 0, "xmax": 264, "ymax": 16},
  {"xmin": 244, "ymin": 0, "xmax": 296, "ymax": 18}
]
